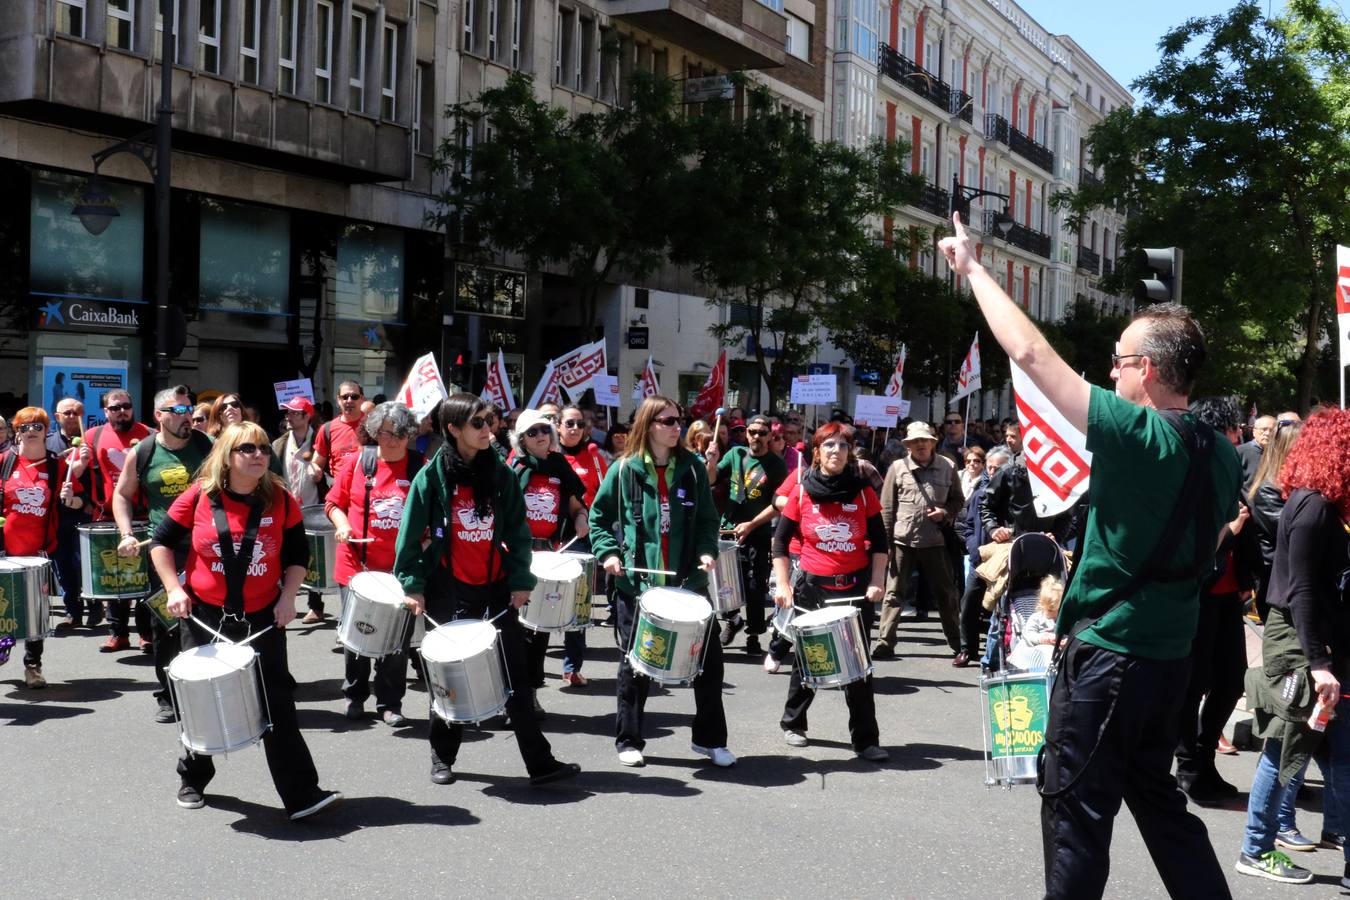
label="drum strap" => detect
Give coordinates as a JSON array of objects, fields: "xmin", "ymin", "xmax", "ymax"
[{"xmin": 208, "ymin": 493, "xmax": 264, "ymax": 616}]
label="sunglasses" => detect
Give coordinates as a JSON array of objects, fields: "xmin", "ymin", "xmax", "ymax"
[
  {"xmin": 17, "ymin": 423, "xmax": 46, "ymax": 434},
  {"xmin": 106, "ymin": 403, "xmax": 133, "ymax": 412},
  {"xmin": 221, "ymin": 400, "xmax": 242, "ymax": 410},
  {"xmin": 561, "ymin": 419, "xmax": 585, "ymax": 428},
  {"xmin": 159, "ymin": 404, "xmax": 193, "ymax": 415},
  {"xmin": 746, "ymin": 429, "xmax": 770, "ymax": 437},
  {"xmin": 944, "ymin": 419, "xmax": 962, "ymax": 425},
  {"xmin": 524, "ymin": 425, "xmax": 551, "ymax": 439},
  {"xmin": 231, "ymin": 443, "xmax": 272, "ymax": 457},
  {"xmin": 191, "ymin": 416, "xmax": 207, "ymax": 424},
  {"xmin": 820, "ymin": 440, "xmax": 852, "ymax": 452},
  {"xmin": 652, "ymin": 416, "xmax": 681, "ymax": 428},
  {"xmin": 466, "ymin": 416, "xmax": 492, "ymax": 430},
  {"xmin": 340, "ymin": 393, "xmax": 362, "ymax": 401}
]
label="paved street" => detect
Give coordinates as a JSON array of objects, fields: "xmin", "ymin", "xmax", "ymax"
[{"xmin": 2, "ymin": 606, "xmax": 1342, "ymax": 899}]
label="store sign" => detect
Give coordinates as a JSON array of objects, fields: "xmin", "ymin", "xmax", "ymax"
[
  {"xmin": 35, "ymin": 298, "xmax": 142, "ymax": 332},
  {"xmin": 627, "ymin": 327, "xmax": 649, "ymax": 349}
]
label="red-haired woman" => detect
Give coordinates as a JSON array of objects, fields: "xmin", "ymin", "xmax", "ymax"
[
  {"xmin": 1239, "ymin": 410, "xmax": 1350, "ymax": 883},
  {"xmin": 770, "ymin": 422, "xmax": 889, "ymax": 761}
]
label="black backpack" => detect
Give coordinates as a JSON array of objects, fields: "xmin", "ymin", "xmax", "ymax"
[{"xmin": 356, "ymin": 445, "xmax": 423, "ymax": 566}]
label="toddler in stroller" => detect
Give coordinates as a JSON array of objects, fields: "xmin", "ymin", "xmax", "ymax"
[{"xmin": 982, "ymin": 532, "xmax": 1068, "ymax": 672}]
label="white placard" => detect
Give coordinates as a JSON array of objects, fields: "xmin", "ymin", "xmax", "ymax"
[
  {"xmin": 273, "ymin": 378, "xmax": 315, "ymax": 406},
  {"xmin": 853, "ymin": 395, "xmax": 904, "ymax": 428},
  {"xmin": 789, "ymin": 374, "xmax": 836, "ymax": 405},
  {"xmin": 592, "ymin": 373, "xmax": 620, "ymax": 407}
]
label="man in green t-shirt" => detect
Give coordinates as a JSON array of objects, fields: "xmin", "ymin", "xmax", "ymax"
[
  {"xmin": 939, "ymin": 215, "xmax": 1236, "ymax": 899},
  {"xmin": 113, "ymin": 385, "xmax": 213, "ymax": 723},
  {"xmin": 709, "ymin": 415, "xmax": 788, "ymax": 655}
]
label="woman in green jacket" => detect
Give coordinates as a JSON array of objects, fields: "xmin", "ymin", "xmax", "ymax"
[
  {"xmin": 393, "ymin": 393, "xmax": 579, "ymax": 788},
  {"xmin": 589, "ymin": 395, "xmax": 733, "ymax": 768}
]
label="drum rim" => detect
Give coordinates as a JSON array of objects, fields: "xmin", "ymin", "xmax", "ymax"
[
  {"xmin": 420, "ymin": 619, "xmax": 498, "ymax": 658},
  {"xmin": 639, "ymin": 588, "xmax": 713, "ymax": 621},
  {"xmin": 792, "ymin": 606, "xmax": 859, "ymax": 628}
]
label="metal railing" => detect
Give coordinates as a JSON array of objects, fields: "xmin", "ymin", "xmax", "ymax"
[
  {"xmin": 878, "ymin": 44, "xmax": 951, "ymax": 113},
  {"xmin": 1101, "ymin": 257, "xmax": 1114, "ymax": 277},
  {"xmin": 949, "ymin": 89, "xmax": 973, "ymax": 124},
  {"xmin": 1076, "ymin": 246, "xmax": 1101, "ymax": 273},
  {"xmin": 984, "ymin": 113, "xmax": 1009, "ymax": 145},
  {"xmin": 1079, "ymin": 167, "xmax": 1102, "ymax": 189},
  {"xmin": 1009, "ymin": 126, "xmax": 1054, "ymax": 173},
  {"xmin": 1007, "ymin": 222, "xmax": 1051, "ymax": 258},
  {"xmin": 916, "ymin": 182, "xmax": 951, "ymax": 217}
]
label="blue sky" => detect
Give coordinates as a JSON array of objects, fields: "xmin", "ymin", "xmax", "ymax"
[{"xmin": 1027, "ymin": 0, "xmax": 1346, "ymax": 98}]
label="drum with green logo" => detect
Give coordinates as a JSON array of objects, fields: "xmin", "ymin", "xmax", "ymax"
[
  {"xmin": 628, "ymin": 588, "xmax": 712, "ymax": 684},
  {"xmin": 980, "ymin": 670, "xmax": 1051, "ymax": 785},
  {"xmin": 301, "ymin": 505, "xmax": 337, "ymax": 593},
  {"xmin": 78, "ymin": 522, "xmax": 151, "ymax": 600},
  {"xmin": 792, "ymin": 605, "xmax": 871, "ymax": 689},
  {"xmin": 0, "ymin": 557, "xmax": 51, "ymax": 642},
  {"xmin": 563, "ymin": 552, "xmax": 597, "ymax": 630},
  {"xmin": 142, "ymin": 586, "xmax": 181, "ymax": 632}
]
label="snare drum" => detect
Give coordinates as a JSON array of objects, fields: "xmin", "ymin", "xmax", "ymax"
[
  {"xmin": 563, "ymin": 552, "xmax": 597, "ymax": 630},
  {"xmin": 793, "ymin": 606, "xmax": 872, "ymax": 689},
  {"xmin": 301, "ymin": 505, "xmax": 337, "ymax": 593},
  {"xmin": 520, "ymin": 552, "xmax": 585, "ymax": 633},
  {"xmin": 707, "ymin": 540, "xmax": 745, "ymax": 614},
  {"xmin": 981, "ymin": 669, "xmax": 1050, "ymax": 785},
  {"xmin": 338, "ymin": 571, "xmax": 411, "ymax": 659},
  {"xmin": 628, "ymin": 588, "xmax": 713, "ymax": 684},
  {"xmin": 77, "ymin": 521, "xmax": 151, "ymax": 600},
  {"xmin": 0, "ymin": 556, "xmax": 52, "ymax": 642},
  {"xmin": 168, "ymin": 643, "xmax": 270, "ymax": 755},
  {"xmin": 771, "ymin": 604, "xmax": 798, "ymax": 646},
  {"xmin": 421, "ymin": 620, "xmax": 510, "ymax": 724}
]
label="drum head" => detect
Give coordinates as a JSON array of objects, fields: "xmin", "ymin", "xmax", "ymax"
[
  {"xmin": 5, "ymin": 556, "xmax": 51, "ymax": 571},
  {"xmin": 349, "ymin": 571, "xmax": 405, "ymax": 605},
  {"xmin": 561, "ymin": 551, "xmax": 596, "ymax": 565},
  {"xmin": 793, "ymin": 606, "xmax": 858, "ymax": 629},
  {"xmin": 77, "ymin": 522, "xmax": 120, "ymax": 535},
  {"xmin": 717, "ymin": 539, "xmax": 738, "ymax": 553},
  {"xmin": 531, "ymin": 552, "xmax": 584, "ymax": 582},
  {"xmin": 640, "ymin": 588, "xmax": 712, "ymax": 622},
  {"xmin": 302, "ymin": 505, "xmax": 333, "ymax": 532},
  {"xmin": 169, "ymin": 643, "xmax": 256, "ymax": 680},
  {"xmin": 0, "ymin": 559, "xmax": 25, "ymax": 575},
  {"xmin": 422, "ymin": 620, "xmax": 497, "ymax": 662}
]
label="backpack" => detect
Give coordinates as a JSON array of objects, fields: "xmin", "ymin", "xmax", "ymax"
[{"xmin": 134, "ymin": 429, "xmax": 214, "ymax": 483}]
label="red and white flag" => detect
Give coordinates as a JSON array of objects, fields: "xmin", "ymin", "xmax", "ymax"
[
  {"xmin": 884, "ymin": 345, "xmax": 907, "ymax": 398},
  {"xmin": 526, "ymin": 358, "xmax": 562, "ymax": 410},
  {"xmin": 951, "ymin": 334, "xmax": 982, "ymax": 404},
  {"xmin": 555, "ymin": 338, "xmax": 607, "ymax": 402},
  {"xmin": 1010, "ymin": 360, "xmax": 1092, "ymax": 517},
  {"xmin": 479, "ymin": 350, "xmax": 516, "ymax": 412},
  {"xmin": 1336, "ymin": 245, "xmax": 1350, "ymax": 405},
  {"xmin": 396, "ymin": 352, "xmax": 448, "ymax": 419},
  {"xmin": 633, "ymin": 355, "xmax": 661, "ymax": 401},
  {"xmin": 689, "ymin": 350, "xmax": 727, "ymax": 421}
]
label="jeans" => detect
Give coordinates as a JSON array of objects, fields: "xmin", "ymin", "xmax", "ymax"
[
  {"xmin": 1276, "ymin": 746, "xmax": 1343, "ymax": 836},
  {"xmin": 526, "ymin": 629, "xmax": 587, "ymax": 681},
  {"xmin": 1243, "ymin": 739, "xmax": 1287, "ymax": 857},
  {"xmin": 957, "ymin": 566, "xmax": 987, "ymax": 658},
  {"xmin": 52, "ymin": 510, "xmax": 86, "ymax": 622},
  {"xmin": 108, "ymin": 598, "xmax": 152, "ymax": 640}
]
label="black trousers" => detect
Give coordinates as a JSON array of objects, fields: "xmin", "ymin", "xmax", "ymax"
[
  {"xmin": 1039, "ymin": 638, "xmax": 1230, "ymax": 899},
  {"xmin": 108, "ymin": 597, "xmax": 152, "ymax": 640},
  {"xmin": 341, "ymin": 587, "xmax": 410, "ymax": 712},
  {"xmin": 175, "ymin": 603, "xmax": 323, "ymax": 815},
  {"xmin": 615, "ymin": 588, "xmax": 727, "ymax": 752},
  {"xmin": 1174, "ymin": 593, "xmax": 1247, "ymax": 780},
  {"xmin": 723, "ymin": 534, "xmax": 770, "ymax": 636},
  {"xmin": 146, "ymin": 566, "xmax": 181, "ymax": 708},
  {"xmin": 424, "ymin": 578, "xmax": 556, "ymax": 776},
  {"xmin": 958, "ymin": 566, "xmax": 988, "ymax": 658},
  {"xmin": 780, "ymin": 569, "xmax": 879, "ymax": 752}
]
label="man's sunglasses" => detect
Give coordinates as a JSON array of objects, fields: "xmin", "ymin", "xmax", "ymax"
[
  {"xmin": 746, "ymin": 428, "xmax": 770, "ymax": 438},
  {"xmin": 106, "ymin": 403, "xmax": 134, "ymax": 413},
  {"xmin": 524, "ymin": 425, "xmax": 551, "ymax": 439},
  {"xmin": 944, "ymin": 419, "xmax": 962, "ymax": 426},
  {"xmin": 159, "ymin": 404, "xmax": 193, "ymax": 415},
  {"xmin": 652, "ymin": 416, "xmax": 681, "ymax": 428},
  {"xmin": 231, "ymin": 443, "xmax": 272, "ymax": 457},
  {"xmin": 340, "ymin": 393, "xmax": 362, "ymax": 401}
]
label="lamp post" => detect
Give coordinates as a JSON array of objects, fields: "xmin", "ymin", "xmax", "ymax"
[
  {"xmin": 71, "ymin": 0, "xmax": 177, "ymax": 395},
  {"xmin": 951, "ymin": 175, "xmax": 1013, "ymax": 239}
]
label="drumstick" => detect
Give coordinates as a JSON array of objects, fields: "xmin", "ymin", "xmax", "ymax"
[
  {"xmin": 345, "ymin": 537, "xmax": 375, "ymax": 543},
  {"xmin": 824, "ymin": 595, "xmax": 868, "ymax": 604},
  {"xmin": 236, "ymin": 625, "xmax": 275, "ymax": 647},
  {"xmin": 135, "ymin": 538, "xmax": 152, "ymax": 548},
  {"xmin": 713, "ymin": 406, "xmax": 726, "ymax": 443},
  {"xmin": 558, "ymin": 534, "xmax": 581, "ymax": 553},
  {"xmin": 422, "ymin": 613, "xmax": 443, "ymax": 629},
  {"xmin": 625, "ymin": 566, "xmax": 678, "ymax": 576},
  {"xmin": 189, "ymin": 615, "xmax": 232, "ymax": 645}
]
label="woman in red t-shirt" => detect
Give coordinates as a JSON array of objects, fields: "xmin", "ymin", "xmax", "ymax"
[
  {"xmin": 149, "ymin": 421, "xmax": 341, "ymax": 820},
  {"xmin": 3, "ymin": 407, "xmax": 83, "ymax": 688},
  {"xmin": 326, "ymin": 402, "xmax": 421, "ymax": 726},
  {"xmin": 771, "ymin": 422, "xmax": 888, "ymax": 762}
]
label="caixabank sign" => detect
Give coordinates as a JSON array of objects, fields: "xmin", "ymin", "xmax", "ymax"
[{"xmin": 35, "ymin": 297, "xmax": 142, "ymax": 332}]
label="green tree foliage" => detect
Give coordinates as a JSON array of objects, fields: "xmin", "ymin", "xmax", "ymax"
[{"xmin": 1056, "ymin": 0, "xmax": 1350, "ymax": 412}]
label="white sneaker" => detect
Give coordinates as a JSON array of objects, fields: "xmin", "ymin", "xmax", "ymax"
[
  {"xmin": 763, "ymin": 653, "xmax": 782, "ymax": 674},
  {"xmin": 617, "ymin": 748, "xmax": 645, "ymax": 767},
  {"xmin": 691, "ymin": 743, "xmax": 737, "ymax": 767}
]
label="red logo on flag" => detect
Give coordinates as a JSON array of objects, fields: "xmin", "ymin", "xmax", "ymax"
[
  {"xmin": 1337, "ymin": 265, "xmax": 1350, "ymax": 315},
  {"xmin": 1015, "ymin": 394, "xmax": 1089, "ymax": 501}
]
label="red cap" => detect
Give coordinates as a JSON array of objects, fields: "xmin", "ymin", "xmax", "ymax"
[
  {"xmin": 729, "ymin": 418, "xmax": 747, "ymax": 429},
  {"xmin": 279, "ymin": 397, "xmax": 315, "ymax": 416}
]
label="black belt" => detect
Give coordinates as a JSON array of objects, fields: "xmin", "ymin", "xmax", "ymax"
[{"xmin": 801, "ymin": 571, "xmax": 863, "ymax": 590}]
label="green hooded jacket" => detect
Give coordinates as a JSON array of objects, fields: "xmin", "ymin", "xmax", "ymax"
[
  {"xmin": 393, "ymin": 446, "xmax": 536, "ymax": 596},
  {"xmin": 588, "ymin": 449, "xmax": 719, "ymax": 597}
]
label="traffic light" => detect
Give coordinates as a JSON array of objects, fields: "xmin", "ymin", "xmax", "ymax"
[
  {"xmin": 1133, "ymin": 247, "xmax": 1183, "ymax": 304},
  {"xmin": 448, "ymin": 352, "xmax": 471, "ymax": 389}
]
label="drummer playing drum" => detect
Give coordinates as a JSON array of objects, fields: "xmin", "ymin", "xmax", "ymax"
[
  {"xmin": 588, "ymin": 396, "xmax": 735, "ymax": 769},
  {"xmin": 771, "ymin": 422, "xmax": 889, "ymax": 762}
]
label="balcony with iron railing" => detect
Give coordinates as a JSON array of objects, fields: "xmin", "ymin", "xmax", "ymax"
[
  {"xmin": 1009, "ymin": 126, "xmax": 1054, "ymax": 173},
  {"xmin": 1006, "ymin": 222, "xmax": 1052, "ymax": 258},
  {"xmin": 914, "ymin": 182, "xmax": 951, "ymax": 217},
  {"xmin": 1102, "ymin": 257, "xmax": 1114, "ymax": 277},
  {"xmin": 1080, "ymin": 167, "xmax": 1102, "ymax": 190},
  {"xmin": 878, "ymin": 44, "xmax": 951, "ymax": 114},
  {"xmin": 1077, "ymin": 246, "xmax": 1101, "ymax": 274},
  {"xmin": 948, "ymin": 89, "xmax": 973, "ymax": 124},
  {"xmin": 985, "ymin": 113, "xmax": 1009, "ymax": 146}
]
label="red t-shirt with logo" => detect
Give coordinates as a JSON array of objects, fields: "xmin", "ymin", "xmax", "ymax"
[
  {"xmin": 88, "ymin": 422, "xmax": 152, "ymax": 520},
  {"xmin": 522, "ymin": 471, "xmax": 565, "ymax": 542},
  {"xmin": 325, "ymin": 453, "xmax": 411, "ymax": 585},
  {"xmin": 561, "ymin": 443, "xmax": 608, "ymax": 507},
  {"xmin": 781, "ymin": 485, "xmax": 881, "ymax": 576},
  {"xmin": 166, "ymin": 483, "xmax": 303, "ymax": 612},
  {"xmin": 2, "ymin": 453, "xmax": 78, "ymax": 555},
  {"xmin": 446, "ymin": 484, "xmax": 501, "ymax": 585},
  {"xmin": 775, "ymin": 467, "xmax": 803, "ymax": 557},
  {"xmin": 315, "ymin": 416, "xmax": 366, "ymax": 481},
  {"xmin": 654, "ymin": 464, "xmax": 671, "ymax": 567}
]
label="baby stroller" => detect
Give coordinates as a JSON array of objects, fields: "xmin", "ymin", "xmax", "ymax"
[{"xmin": 982, "ymin": 532, "xmax": 1068, "ymax": 673}]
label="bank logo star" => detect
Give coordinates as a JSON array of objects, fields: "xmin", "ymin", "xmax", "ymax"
[
  {"xmin": 40, "ymin": 301, "xmax": 64, "ymax": 325},
  {"xmin": 363, "ymin": 326, "xmax": 379, "ymax": 345}
]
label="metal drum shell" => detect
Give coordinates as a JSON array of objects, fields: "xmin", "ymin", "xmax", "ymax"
[
  {"xmin": 301, "ymin": 505, "xmax": 337, "ymax": 592},
  {"xmin": 771, "ymin": 604, "xmax": 798, "ymax": 646},
  {"xmin": 562, "ymin": 552, "xmax": 597, "ymax": 631},
  {"xmin": 420, "ymin": 621, "xmax": 510, "ymax": 724},
  {"xmin": 0, "ymin": 557, "xmax": 51, "ymax": 641},
  {"xmin": 707, "ymin": 540, "xmax": 745, "ymax": 613},
  {"xmin": 338, "ymin": 571, "xmax": 411, "ymax": 659},
  {"xmin": 628, "ymin": 588, "xmax": 713, "ymax": 685},
  {"xmin": 77, "ymin": 521, "xmax": 151, "ymax": 600},
  {"xmin": 980, "ymin": 670, "xmax": 1051, "ymax": 785},
  {"xmin": 168, "ymin": 643, "xmax": 270, "ymax": 755},
  {"xmin": 520, "ymin": 552, "xmax": 584, "ymax": 633},
  {"xmin": 792, "ymin": 606, "xmax": 872, "ymax": 689}
]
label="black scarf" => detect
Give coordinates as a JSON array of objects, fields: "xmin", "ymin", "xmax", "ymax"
[
  {"xmin": 514, "ymin": 449, "xmax": 574, "ymax": 482},
  {"xmin": 442, "ymin": 442, "xmax": 497, "ymax": 516},
  {"xmin": 800, "ymin": 462, "xmax": 867, "ymax": 504}
]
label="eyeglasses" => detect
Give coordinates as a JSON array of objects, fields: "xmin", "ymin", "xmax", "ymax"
[
  {"xmin": 466, "ymin": 416, "xmax": 492, "ymax": 430},
  {"xmin": 191, "ymin": 416, "xmax": 207, "ymax": 424},
  {"xmin": 561, "ymin": 419, "xmax": 584, "ymax": 428},
  {"xmin": 524, "ymin": 425, "xmax": 551, "ymax": 439},
  {"xmin": 106, "ymin": 403, "xmax": 133, "ymax": 413},
  {"xmin": 159, "ymin": 404, "xmax": 193, "ymax": 415},
  {"xmin": 746, "ymin": 429, "xmax": 770, "ymax": 437},
  {"xmin": 57, "ymin": 409, "xmax": 81, "ymax": 417},
  {"xmin": 339, "ymin": 393, "xmax": 362, "ymax": 401},
  {"xmin": 1111, "ymin": 353, "xmax": 1146, "ymax": 369},
  {"xmin": 17, "ymin": 423, "xmax": 45, "ymax": 434},
  {"xmin": 944, "ymin": 419, "xmax": 962, "ymax": 426},
  {"xmin": 221, "ymin": 400, "xmax": 241, "ymax": 410},
  {"xmin": 820, "ymin": 440, "xmax": 852, "ymax": 452},
  {"xmin": 231, "ymin": 443, "xmax": 272, "ymax": 457},
  {"xmin": 652, "ymin": 416, "xmax": 681, "ymax": 428},
  {"xmin": 376, "ymin": 430, "xmax": 403, "ymax": 440}
]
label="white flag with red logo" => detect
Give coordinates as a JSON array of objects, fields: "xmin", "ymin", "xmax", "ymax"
[
  {"xmin": 396, "ymin": 352, "xmax": 448, "ymax": 420},
  {"xmin": 632, "ymin": 355, "xmax": 661, "ymax": 401},
  {"xmin": 479, "ymin": 350, "xmax": 516, "ymax": 412},
  {"xmin": 526, "ymin": 358, "xmax": 562, "ymax": 410},
  {"xmin": 1011, "ymin": 360, "xmax": 1093, "ymax": 517},
  {"xmin": 884, "ymin": 345, "xmax": 907, "ymax": 397},
  {"xmin": 555, "ymin": 338, "xmax": 607, "ymax": 402},
  {"xmin": 951, "ymin": 334, "xmax": 981, "ymax": 404},
  {"xmin": 689, "ymin": 350, "xmax": 727, "ymax": 421},
  {"xmin": 1336, "ymin": 245, "xmax": 1350, "ymax": 383}
]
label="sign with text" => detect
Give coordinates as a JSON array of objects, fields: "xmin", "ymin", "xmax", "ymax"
[
  {"xmin": 273, "ymin": 378, "xmax": 315, "ymax": 407},
  {"xmin": 853, "ymin": 395, "xmax": 903, "ymax": 428},
  {"xmin": 42, "ymin": 357, "xmax": 129, "ymax": 430},
  {"xmin": 790, "ymin": 374, "xmax": 837, "ymax": 405},
  {"xmin": 591, "ymin": 373, "xmax": 620, "ymax": 407}
]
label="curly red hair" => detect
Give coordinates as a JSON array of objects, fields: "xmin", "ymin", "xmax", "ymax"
[{"xmin": 1278, "ymin": 409, "xmax": 1350, "ymax": 518}]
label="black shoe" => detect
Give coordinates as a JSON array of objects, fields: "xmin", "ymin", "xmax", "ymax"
[
  {"xmin": 290, "ymin": 790, "xmax": 343, "ymax": 821},
  {"xmin": 431, "ymin": 762, "xmax": 455, "ymax": 785},
  {"xmin": 176, "ymin": 784, "xmax": 204, "ymax": 810},
  {"xmin": 529, "ymin": 761, "xmax": 581, "ymax": 787},
  {"xmin": 719, "ymin": 616, "xmax": 743, "ymax": 647},
  {"xmin": 86, "ymin": 607, "xmax": 105, "ymax": 628},
  {"xmin": 345, "ymin": 701, "xmax": 364, "ymax": 720},
  {"xmin": 155, "ymin": 704, "xmax": 176, "ymax": 724},
  {"xmin": 1324, "ymin": 831, "xmax": 1346, "ymax": 850},
  {"xmin": 871, "ymin": 643, "xmax": 894, "ymax": 660},
  {"xmin": 745, "ymin": 635, "xmax": 762, "ymax": 654},
  {"xmin": 55, "ymin": 617, "xmax": 80, "ymax": 632}
]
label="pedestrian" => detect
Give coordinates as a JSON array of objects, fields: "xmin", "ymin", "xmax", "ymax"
[
  {"xmin": 206, "ymin": 392, "xmax": 245, "ymax": 438},
  {"xmin": 1238, "ymin": 414, "xmax": 1275, "ymax": 486},
  {"xmin": 939, "ymin": 212, "xmax": 1240, "ymax": 899},
  {"xmin": 48, "ymin": 397, "xmax": 93, "ymax": 630},
  {"xmin": 952, "ymin": 444, "xmax": 1011, "ymax": 668},
  {"xmin": 190, "ymin": 403, "xmax": 211, "ymax": 432},
  {"xmin": 553, "ymin": 404, "xmax": 609, "ymax": 685},
  {"xmin": 310, "ymin": 380, "xmax": 367, "ymax": 495},
  {"xmin": 273, "ymin": 397, "xmax": 327, "ymax": 624},
  {"xmin": 1243, "ymin": 418, "xmax": 1302, "ymax": 622}
]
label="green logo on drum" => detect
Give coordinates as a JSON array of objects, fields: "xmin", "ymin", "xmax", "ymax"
[
  {"xmin": 800, "ymin": 633, "xmax": 841, "ymax": 677},
  {"xmin": 988, "ymin": 680, "xmax": 1048, "ymax": 758},
  {"xmin": 635, "ymin": 618, "xmax": 676, "ymax": 671}
]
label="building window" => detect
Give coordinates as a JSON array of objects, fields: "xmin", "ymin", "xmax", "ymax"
[
  {"xmin": 381, "ymin": 23, "xmax": 398, "ymax": 119},
  {"xmin": 463, "ymin": 0, "xmax": 475, "ymax": 53},
  {"xmin": 155, "ymin": 0, "xmax": 181, "ymax": 62},
  {"xmin": 756, "ymin": 0, "xmax": 784, "ymax": 11},
  {"xmin": 510, "ymin": 0, "xmax": 526, "ymax": 68},
  {"xmin": 336, "ymin": 226, "xmax": 404, "ymax": 322},
  {"xmin": 107, "ymin": 0, "xmax": 134, "ymax": 50},
  {"xmin": 578, "ymin": 15, "xmax": 594, "ymax": 93},
  {"xmin": 487, "ymin": 0, "xmax": 499, "ymax": 60},
  {"xmin": 56, "ymin": 0, "xmax": 86, "ymax": 37},
  {"xmin": 414, "ymin": 62, "xmax": 434, "ymax": 152},
  {"xmin": 198, "ymin": 199, "xmax": 291, "ymax": 315},
  {"xmin": 555, "ymin": 7, "xmax": 574, "ymax": 86},
  {"xmin": 31, "ymin": 169, "xmax": 145, "ymax": 302},
  {"xmin": 315, "ymin": 0, "xmax": 334, "ymax": 103},
  {"xmin": 198, "ymin": 0, "xmax": 221, "ymax": 73},
  {"xmin": 349, "ymin": 10, "xmax": 368, "ymax": 111},
  {"xmin": 240, "ymin": 0, "xmax": 261, "ymax": 83},
  {"xmin": 278, "ymin": 0, "xmax": 298, "ymax": 93},
  {"xmin": 786, "ymin": 14, "xmax": 809, "ymax": 61}
]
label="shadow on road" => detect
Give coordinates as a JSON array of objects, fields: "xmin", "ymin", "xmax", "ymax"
[
  {"xmin": 887, "ymin": 740, "xmax": 984, "ymax": 772},
  {"xmin": 292, "ymin": 677, "xmax": 345, "ymax": 702},
  {"xmin": 5, "ymin": 676, "xmax": 156, "ymax": 704},
  {"xmin": 210, "ymin": 793, "xmax": 480, "ymax": 839},
  {"xmin": 872, "ymin": 675, "xmax": 969, "ymax": 696},
  {"xmin": 472, "ymin": 767, "xmax": 702, "ymax": 803},
  {"xmin": 0, "ymin": 701, "xmax": 95, "ymax": 725}
]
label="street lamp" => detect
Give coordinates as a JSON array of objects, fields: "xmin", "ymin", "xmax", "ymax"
[
  {"xmin": 951, "ymin": 176, "xmax": 1014, "ymax": 239},
  {"xmin": 71, "ymin": 175, "xmax": 120, "ymax": 236}
]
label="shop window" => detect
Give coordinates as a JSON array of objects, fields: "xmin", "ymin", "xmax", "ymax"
[
  {"xmin": 198, "ymin": 198, "xmax": 291, "ymax": 314},
  {"xmin": 336, "ymin": 225, "xmax": 403, "ymax": 322},
  {"xmin": 30, "ymin": 169, "xmax": 144, "ymax": 302}
]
